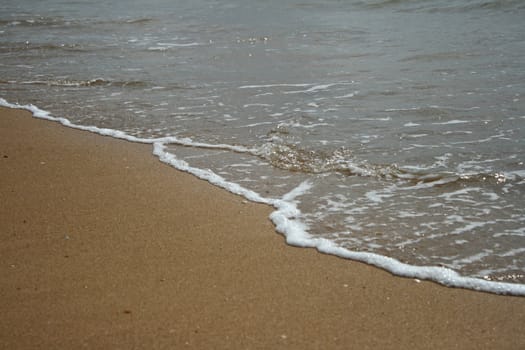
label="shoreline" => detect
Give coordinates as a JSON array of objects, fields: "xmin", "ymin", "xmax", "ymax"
[
  {"xmin": 3, "ymin": 99, "xmax": 523, "ymax": 295},
  {"xmin": 1, "ymin": 105, "xmax": 525, "ymax": 349}
]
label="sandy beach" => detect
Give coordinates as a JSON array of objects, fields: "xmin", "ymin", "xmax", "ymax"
[{"xmin": 1, "ymin": 105, "xmax": 524, "ymax": 349}]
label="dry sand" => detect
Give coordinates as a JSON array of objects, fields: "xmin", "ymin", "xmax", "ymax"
[{"xmin": 1, "ymin": 106, "xmax": 525, "ymax": 349}]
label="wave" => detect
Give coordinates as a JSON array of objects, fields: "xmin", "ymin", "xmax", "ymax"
[
  {"xmin": 3, "ymin": 78, "xmax": 197, "ymax": 92},
  {"xmin": 447, "ymin": 0, "xmax": 525, "ymax": 12},
  {"xmin": 254, "ymin": 141, "xmax": 522, "ymax": 188},
  {"xmin": 0, "ymin": 16, "xmax": 68, "ymax": 27},
  {"xmin": 9, "ymin": 78, "xmax": 148, "ymax": 88},
  {"xmin": 146, "ymin": 42, "xmax": 203, "ymax": 51},
  {"xmin": 1, "ymin": 97, "xmax": 525, "ymax": 296},
  {"xmin": 354, "ymin": 0, "xmax": 525, "ymax": 12},
  {"xmin": 357, "ymin": 0, "xmax": 427, "ymax": 9},
  {"xmin": 0, "ymin": 42, "xmax": 88, "ymax": 54},
  {"xmin": 401, "ymin": 51, "xmax": 479, "ymax": 62},
  {"xmin": 0, "ymin": 15, "xmax": 155, "ymax": 29},
  {"xmin": 120, "ymin": 18, "xmax": 154, "ymax": 25}
]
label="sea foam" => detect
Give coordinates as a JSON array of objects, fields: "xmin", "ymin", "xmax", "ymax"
[{"xmin": 2, "ymin": 97, "xmax": 525, "ymax": 296}]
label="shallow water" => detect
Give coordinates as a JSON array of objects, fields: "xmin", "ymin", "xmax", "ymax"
[{"xmin": 1, "ymin": 0, "xmax": 524, "ymax": 291}]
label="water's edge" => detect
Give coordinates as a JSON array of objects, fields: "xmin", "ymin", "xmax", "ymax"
[{"xmin": 2, "ymin": 97, "xmax": 524, "ymax": 296}]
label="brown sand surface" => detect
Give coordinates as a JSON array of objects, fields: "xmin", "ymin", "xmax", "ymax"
[{"xmin": 1, "ymin": 106, "xmax": 525, "ymax": 349}]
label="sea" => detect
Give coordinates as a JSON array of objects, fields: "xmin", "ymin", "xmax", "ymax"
[{"xmin": 1, "ymin": 0, "xmax": 524, "ymax": 295}]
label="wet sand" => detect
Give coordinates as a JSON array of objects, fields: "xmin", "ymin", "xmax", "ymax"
[{"xmin": 1, "ymin": 106, "xmax": 525, "ymax": 349}]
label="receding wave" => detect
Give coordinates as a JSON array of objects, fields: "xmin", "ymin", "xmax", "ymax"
[
  {"xmin": 257, "ymin": 144, "xmax": 355, "ymax": 174},
  {"xmin": 3, "ymin": 97, "xmax": 524, "ymax": 296},
  {"xmin": 255, "ymin": 142, "xmax": 523, "ymax": 188}
]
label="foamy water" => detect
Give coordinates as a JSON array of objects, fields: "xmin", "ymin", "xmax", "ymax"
[{"xmin": 1, "ymin": 0, "xmax": 524, "ymax": 294}]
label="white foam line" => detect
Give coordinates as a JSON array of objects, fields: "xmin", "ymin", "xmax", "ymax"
[
  {"xmin": 238, "ymin": 83, "xmax": 312, "ymax": 89},
  {"xmin": 0, "ymin": 99, "xmax": 257, "ymax": 154},
  {"xmin": 334, "ymin": 92, "xmax": 356, "ymax": 99},
  {"xmin": 242, "ymin": 103, "xmax": 272, "ymax": 108},
  {"xmin": 313, "ymin": 242, "xmax": 525, "ymax": 295},
  {"xmin": 157, "ymin": 42, "xmax": 201, "ymax": 47},
  {"xmin": 2, "ymin": 97, "xmax": 525, "ymax": 296},
  {"xmin": 432, "ymin": 120, "xmax": 470, "ymax": 125},
  {"xmin": 237, "ymin": 121, "xmax": 274, "ymax": 128},
  {"xmin": 283, "ymin": 82, "xmax": 355, "ymax": 95},
  {"xmin": 147, "ymin": 42, "xmax": 201, "ymax": 50},
  {"xmin": 500, "ymin": 248, "xmax": 525, "ymax": 258}
]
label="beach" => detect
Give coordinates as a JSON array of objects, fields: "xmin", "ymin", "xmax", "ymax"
[
  {"xmin": 1, "ymin": 106, "xmax": 524, "ymax": 349},
  {"xmin": 3, "ymin": 0, "xmax": 525, "ymax": 288}
]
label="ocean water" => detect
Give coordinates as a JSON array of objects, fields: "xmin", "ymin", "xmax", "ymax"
[{"xmin": 1, "ymin": 0, "xmax": 524, "ymax": 294}]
